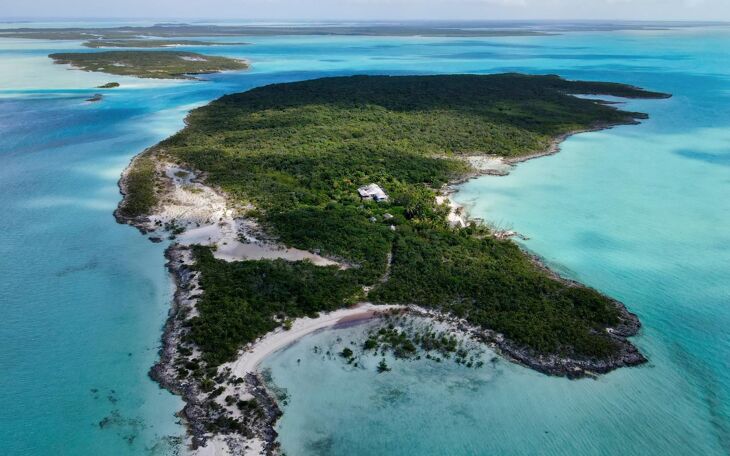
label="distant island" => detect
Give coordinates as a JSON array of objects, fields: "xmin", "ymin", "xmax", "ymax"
[
  {"xmin": 85, "ymin": 93, "xmax": 103, "ymax": 102},
  {"xmin": 0, "ymin": 21, "xmax": 717, "ymax": 43},
  {"xmin": 0, "ymin": 23, "xmax": 550, "ymax": 40},
  {"xmin": 82, "ymin": 39, "xmax": 249, "ymax": 49},
  {"xmin": 115, "ymin": 74, "xmax": 669, "ymax": 453},
  {"xmin": 49, "ymin": 50, "xmax": 249, "ymax": 79}
]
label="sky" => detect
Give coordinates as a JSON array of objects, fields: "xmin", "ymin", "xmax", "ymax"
[{"xmin": 1, "ymin": 0, "xmax": 729, "ymax": 22}]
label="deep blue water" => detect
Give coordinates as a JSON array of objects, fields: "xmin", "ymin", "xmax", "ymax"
[{"xmin": 1, "ymin": 25, "xmax": 729, "ymax": 455}]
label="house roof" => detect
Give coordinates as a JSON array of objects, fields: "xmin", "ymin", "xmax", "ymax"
[{"xmin": 358, "ymin": 183, "xmax": 388, "ymax": 201}]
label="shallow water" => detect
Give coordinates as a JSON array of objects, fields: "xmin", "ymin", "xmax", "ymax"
[
  {"xmin": 263, "ymin": 28, "xmax": 730, "ymax": 456},
  {"xmin": 1, "ymin": 23, "xmax": 728, "ymax": 455}
]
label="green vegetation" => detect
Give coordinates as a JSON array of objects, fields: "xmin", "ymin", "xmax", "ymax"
[
  {"xmin": 83, "ymin": 39, "xmax": 247, "ymax": 48},
  {"xmin": 187, "ymin": 246, "xmax": 361, "ymax": 365},
  {"xmin": 340, "ymin": 347, "xmax": 355, "ymax": 361},
  {"xmin": 0, "ymin": 24, "xmax": 549, "ymax": 41},
  {"xmin": 370, "ymin": 225, "xmax": 623, "ymax": 356},
  {"xmin": 359, "ymin": 314, "xmax": 486, "ymax": 367},
  {"xmin": 377, "ymin": 359, "xmax": 391, "ymax": 373},
  {"xmin": 365, "ymin": 326, "xmax": 419, "ymax": 359},
  {"xmin": 118, "ymin": 153, "xmax": 157, "ymax": 218},
  {"xmin": 49, "ymin": 51, "xmax": 248, "ymax": 79},
  {"xmin": 97, "ymin": 82, "xmax": 119, "ymax": 88},
  {"xmin": 1, "ymin": 22, "xmax": 706, "ymax": 43},
  {"xmin": 144, "ymin": 74, "xmax": 666, "ymax": 367}
]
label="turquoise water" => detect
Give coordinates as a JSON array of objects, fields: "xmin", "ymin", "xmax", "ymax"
[
  {"xmin": 262, "ymin": 29, "xmax": 730, "ymax": 456},
  {"xmin": 1, "ymin": 24, "xmax": 728, "ymax": 455}
]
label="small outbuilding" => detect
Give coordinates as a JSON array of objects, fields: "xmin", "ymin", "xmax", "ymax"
[{"xmin": 357, "ymin": 184, "xmax": 389, "ymax": 202}]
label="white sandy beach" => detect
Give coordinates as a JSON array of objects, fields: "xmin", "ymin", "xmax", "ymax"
[
  {"xmin": 192, "ymin": 303, "xmax": 403, "ymax": 456},
  {"xmin": 225, "ymin": 303, "xmax": 404, "ymax": 378}
]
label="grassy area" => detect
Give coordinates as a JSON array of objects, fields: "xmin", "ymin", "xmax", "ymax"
[
  {"xmin": 49, "ymin": 50, "xmax": 248, "ymax": 79},
  {"xmin": 118, "ymin": 153, "xmax": 158, "ymax": 218},
  {"xmin": 83, "ymin": 39, "xmax": 248, "ymax": 48},
  {"xmin": 146, "ymin": 74, "xmax": 666, "ymax": 366}
]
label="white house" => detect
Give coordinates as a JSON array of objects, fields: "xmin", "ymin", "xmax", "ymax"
[{"xmin": 357, "ymin": 183, "xmax": 388, "ymax": 202}]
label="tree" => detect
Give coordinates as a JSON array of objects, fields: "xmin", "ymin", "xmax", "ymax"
[{"xmin": 377, "ymin": 358, "xmax": 391, "ymax": 373}]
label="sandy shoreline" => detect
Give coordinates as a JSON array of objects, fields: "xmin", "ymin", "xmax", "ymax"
[
  {"xmin": 225, "ymin": 303, "xmax": 404, "ymax": 379},
  {"xmin": 187, "ymin": 302, "xmax": 406, "ymax": 456},
  {"xmin": 438, "ymin": 120, "xmax": 633, "ymax": 238},
  {"xmin": 186, "ymin": 304, "xmax": 402, "ymax": 456}
]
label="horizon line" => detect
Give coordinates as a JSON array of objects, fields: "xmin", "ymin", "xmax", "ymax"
[{"xmin": 2, "ymin": 17, "xmax": 730, "ymax": 24}]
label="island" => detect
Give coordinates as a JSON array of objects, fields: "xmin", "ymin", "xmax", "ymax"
[
  {"xmin": 0, "ymin": 22, "xmax": 710, "ymax": 43},
  {"xmin": 0, "ymin": 23, "xmax": 550, "ymax": 41},
  {"xmin": 97, "ymin": 82, "xmax": 120, "ymax": 88},
  {"xmin": 49, "ymin": 51, "xmax": 249, "ymax": 79},
  {"xmin": 85, "ymin": 93, "xmax": 103, "ymax": 103},
  {"xmin": 115, "ymin": 74, "xmax": 669, "ymax": 453},
  {"xmin": 82, "ymin": 39, "xmax": 249, "ymax": 49}
]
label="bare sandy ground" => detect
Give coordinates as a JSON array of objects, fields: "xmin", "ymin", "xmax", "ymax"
[
  {"xmin": 152, "ymin": 163, "xmax": 342, "ymax": 267},
  {"xmin": 465, "ymin": 154, "xmax": 513, "ymax": 175}
]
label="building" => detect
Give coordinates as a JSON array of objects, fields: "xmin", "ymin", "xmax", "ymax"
[{"xmin": 357, "ymin": 183, "xmax": 388, "ymax": 202}]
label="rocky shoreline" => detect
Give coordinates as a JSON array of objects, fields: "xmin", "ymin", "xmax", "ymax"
[
  {"xmin": 114, "ymin": 110, "xmax": 648, "ymax": 453},
  {"xmin": 395, "ymin": 302, "xmax": 643, "ymax": 379},
  {"xmin": 436, "ymin": 118, "xmax": 647, "ymax": 378},
  {"xmin": 113, "ymin": 149, "xmax": 155, "ymax": 234},
  {"xmin": 506, "ymin": 118, "xmax": 641, "ymax": 165},
  {"xmin": 148, "ymin": 243, "xmax": 284, "ymax": 455},
  {"xmin": 449, "ymin": 118, "xmax": 641, "ymax": 187},
  {"xmin": 518, "ymin": 250, "xmax": 645, "ymax": 377},
  {"xmin": 483, "ymin": 299, "xmax": 644, "ymax": 379},
  {"xmin": 115, "ymin": 157, "xmax": 284, "ymax": 454}
]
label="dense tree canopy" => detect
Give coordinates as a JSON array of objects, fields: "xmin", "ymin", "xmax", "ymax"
[{"xmin": 138, "ymin": 74, "xmax": 666, "ymax": 365}]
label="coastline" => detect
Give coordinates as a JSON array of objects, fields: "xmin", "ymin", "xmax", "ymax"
[
  {"xmin": 450, "ymin": 119, "xmax": 638, "ymax": 185},
  {"xmin": 441, "ymin": 119, "xmax": 638, "ymax": 230},
  {"xmin": 224, "ymin": 303, "xmax": 404, "ymax": 379},
  {"xmin": 435, "ymin": 118, "xmax": 646, "ymax": 376},
  {"xmin": 50, "ymin": 51, "xmax": 250, "ymax": 81},
  {"xmin": 155, "ymin": 244, "xmax": 398, "ymax": 455},
  {"xmin": 440, "ymin": 120, "xmax": 639, "ymax": 237},
  {"xmin": 115, "ymin": 96, "xmax": 649, "ymax": 454},
  {"xmin": 506, "ymin": 120, "xmax": 640, "ymax": 165},
  {"xmin": 152, "ymin": 244, "xmax": 285, "ymax": 455}
]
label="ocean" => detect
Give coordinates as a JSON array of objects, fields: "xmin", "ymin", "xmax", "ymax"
[{"xmin": 0, "ymin": 24, "xmax": 728, "ymax": 455}]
